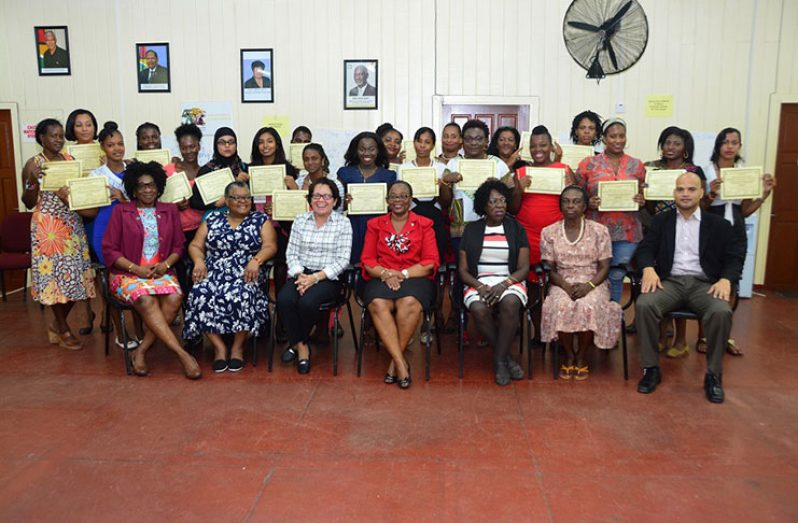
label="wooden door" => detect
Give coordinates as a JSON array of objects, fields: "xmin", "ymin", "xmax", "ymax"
[
  {"xmin": 0, "ymin": 110, "xmax": 18, "ymax": 219},
  {"xmin": 764, "ymin": 103, "xmax": 798, "ymax": 290},
  {"xmin": 443, "ymin": 104, "xmax": 530, "ymax": 137}
]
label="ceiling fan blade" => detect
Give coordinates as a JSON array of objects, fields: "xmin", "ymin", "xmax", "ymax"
[
  {"xmin": 567, "ymin": 21, "xmax": 601, "ymax": 32},
  {"xmin": 601, "ymin": 0, "xmax": 634, "ymax": 31},
  {"xmin": 606, "ymin": 39, "xmax": 619, "ymax": 70},
  {"xmin": 586, "ymin": 55, "xmax": 605, "ymax": 79}
]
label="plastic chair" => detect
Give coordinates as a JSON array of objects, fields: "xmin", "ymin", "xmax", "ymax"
[{"xmin": 0, "ymin": 212, "xmax": 33, "ymax": 302}]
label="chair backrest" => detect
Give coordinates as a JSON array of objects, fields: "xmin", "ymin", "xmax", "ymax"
[{"xmin": 0, "ymin": 213, "xmax": 33, "ymax": 254}]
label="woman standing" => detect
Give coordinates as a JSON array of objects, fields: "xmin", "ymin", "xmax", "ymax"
[
  {"xmin": 295, "ymin": 143, "xmax": 345, "ymax": 197},
  {"xmin": 377, "ymin": 123, "xmax": 404, "ymax": 168},
  {"xmin": 190, "ymin": 127, "xmax": 248, "ymax": 213},
  {"xmin": 136, "ymin": 122, "xmax": 162, "ymax": 150},
  {"xmin": 569, "ymin": 110, "xmax": 602, "ymax": 148},
  {"xmin": 436, "ymin": 122, "xmax": 463, "ymax": 163},
  {"xmin": 22, "ymin": 119, "xmax": 95, "ymax": 350},
  {"xmin": 487, "ymin": 126, "xmax": 526, "ymax": 174}
]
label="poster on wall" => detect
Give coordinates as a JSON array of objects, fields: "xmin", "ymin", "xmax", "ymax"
[
  {"xmin": 240, "ymin": 49, "xmax": 274, "ymax": 103},
  {"xmin": 136, "ymin": 42, "xmax": 171, "ymax": 93},
  {"xmin": 34, "ymin": 26, "xmax": 71, "ymax": 76},
  {"xmin": 344, "ymin": 59, "xmax": 378, "ymax": 110},
  {"xmin": 178, "ymin": 101, "xmax": 234, "ymax": 166}
]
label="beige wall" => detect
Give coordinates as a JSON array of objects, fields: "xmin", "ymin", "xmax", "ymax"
[{"xmin": 1, "ymin": 0, "xmax": 797, "ymax": 283}]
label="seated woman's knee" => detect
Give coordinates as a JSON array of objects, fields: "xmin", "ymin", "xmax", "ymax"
[
  {"xmin": 396, "ymin": 296, "xmax": 422, "ymax": 314},
  {"xmin": 499, "ymin": 295, "xmax": 522, "ymax": 315}
]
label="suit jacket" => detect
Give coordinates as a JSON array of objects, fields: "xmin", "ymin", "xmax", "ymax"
[
  {"xmin": 139, "ymin": 65, "xmax": 169, "ymax": 84},
  {"xmin": 244, "ymin": 76, "xmax": 271, "ymax": 88},
  {"xmin": 635, "ymin": 209, "xmax": 745, "ymax": 283},
  {"xmin": 348, "ymin": 83, "xmax": 376, "ymax": 96}
]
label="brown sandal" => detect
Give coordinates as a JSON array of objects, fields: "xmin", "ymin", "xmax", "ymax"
[
  {"xmin": 574, "ymin": 366, "xmax": 590, "ymax": 381},
  {"xmin": 559, "ymin": 365, "xmax": 574, "ymax": 380},
  {"xmin": 696, "ymin": 338, "xmax": 708, "ymax": 354},
  {"xmin": 726, "ymin": 339, "xmax": 743, "ymax": 356}
]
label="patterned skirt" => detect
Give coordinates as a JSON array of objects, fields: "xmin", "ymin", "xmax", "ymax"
[{"xmin": 110, "ymin": 272, "xmax": 182, "ymax": 304}]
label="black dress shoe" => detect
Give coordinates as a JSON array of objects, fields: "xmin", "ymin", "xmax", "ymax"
[
  {"xmin": 281, "ymin": 347, "xmax": 297, "ymax": 363},
  {"xmin": 228, "ymin": 358, "xmax": 244, "ymax": 372},
  {"xmin": 297, "ymin": 348, "xmax": 311, "ymax": 374},
  {"xmin": 704, "ymin": 372, "xmax": 725, "ymax": 403},
  {"xmin": 637, "ymin": 366, "xmax": 662, "ymax": 394},
  {"xmin": 212, "ymin": 359, "xmax": 228, "ymax": 373}
]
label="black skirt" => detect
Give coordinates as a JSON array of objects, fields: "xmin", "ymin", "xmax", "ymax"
[{"xmin": 362, "ymin": 277, "xmax": 436, "ymax": 310}]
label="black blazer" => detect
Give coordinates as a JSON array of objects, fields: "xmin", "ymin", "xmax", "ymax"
[
  {"xmin": 459, "ymin": 216, "xmax": 529, "ymax": 279},
  {"xmin": 635, "ymin": 209, "xmax": 745, "ymax": 283}
]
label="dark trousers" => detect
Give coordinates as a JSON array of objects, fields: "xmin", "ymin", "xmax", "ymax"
[
  {"xmin": 276, "ymin": 274, "xmax": 341, "ymax": 346},
  {"xmin": 636, "ymin": 275, "xmax": 732, "ymax": 375}
]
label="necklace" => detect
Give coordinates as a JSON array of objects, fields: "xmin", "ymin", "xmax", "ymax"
[
  {"xmin": 358, "ymin": 165, "xmax": 376, "ymax": 182},
  {"xmin": 562, "ymin": 217, "xmax": 585, "ymax": 246}
]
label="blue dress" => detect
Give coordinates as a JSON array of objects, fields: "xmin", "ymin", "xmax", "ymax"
[
  {"xmin": 337, "ymin": 165, "xmax": 396, "ymax": 263},
  {"xmin": 183, "ymin": 211, "xmax": 270, "ymax": 338}
]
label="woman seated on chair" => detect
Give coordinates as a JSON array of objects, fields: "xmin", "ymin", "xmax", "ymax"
[
  {"xmin": 102, "ymin": 161, "xmax": 201, "ymax": 379},
  {"xmin": 276, "ymin": 179, "xmax": 352, "ymax": 374},
  {"xmin": 182, "ymin": 181, "xmax": 277, "ymax": 373},
  {"xmin": 540, "ymin": 185, "xmax": 622, "ymax": 381},
  {"xmin": 360, "ymin": 180, "xmax": 439, "ymax": 389},
  {"xmin": 458, "ymin": 180, "xmax": 530, "ymax": 386}
]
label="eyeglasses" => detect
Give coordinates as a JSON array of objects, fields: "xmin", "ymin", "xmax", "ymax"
[
  {"xmin": 216, "ymin": 139, "xmax": 236, "ymax": 146},
  {"xmin": 387, "ymin": 194, "xmax": 411, "ymax": 201},
  {"xmin": 311, "ymin": 193, "xmax": 334, "ymax": 201},
  {"xmin": 226, "ymin": 195, "xmax": 251, "ymax": 202},
  {"xmin": 136, "ymin": 182, "xmax": 157, "ymax": 190},
  {"xmin": 487, "ymin": 197, "xmax": 507, "ymax": 206}
]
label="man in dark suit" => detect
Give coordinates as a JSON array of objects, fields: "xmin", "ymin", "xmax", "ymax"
[
  {"xmin": 635, "ymin": 172, "xmax": 745, "ymax": 403},
  {"xmin": 348, "ymin": 65, "xmax": 376, "ymax": 96},
  {"xmin": 41, "ymin": 30, "xmax": 69, "ymax": 69},
  {"xmin": 138, "ymin": 50, "xmax": 169, "ymax": 84}
]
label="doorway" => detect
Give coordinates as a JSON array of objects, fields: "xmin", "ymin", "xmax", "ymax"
[
  {"xmin": 0, "ymin": 108, "xmax": 25, "ymax": 294},
  {"xmin": 433, "ymin": 95, "xmax": 540, "ymax": 140}
]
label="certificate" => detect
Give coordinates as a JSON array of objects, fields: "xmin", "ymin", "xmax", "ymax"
[
  {"xmin": 644, "ymin": 169, "xmax": 684, "ymax": 200},
  {"xmin": 134, "ymin": 148, "xmax": 172, "ymax": 166},
  {"xmin": 720, "ymin": 167, "xmax": 763, "ymax": 200},
  {"xmin": 67, "ymin": 143, "xmax": 103, "ymax": 172},
  {"xmin": 519, "ymin": 131, "xmax": 532, "ymax": 161},
  {"xmin": 289, "ymin": 143, "xmax": 308, "ymax": 169},
  {"xmin": 161, "ymin": 171, "xmax": 193, "ymax": 203},
  {"xmin": 271, "ymin": 190, "xmax": 310, "ymax": 221},
  {"xmin": 457, "ymin": 159, "xmax": 496, "ymax": 190},
  {"xmin": 598, "ymin": 180, "xmax": 639, "ymax": 212},
  {"xmin": 399, "ymin": 166, "xmax": 438, "ymax": 198},
  {"xmin": 523, "ymin": 167, "xmax": 566, "ymax": 195},
  {"xmin": 41, "ymin": 160, "xmax": 84, "ymax": 191},
  {"xmin": 68, "ymin": 176, "xmax": 110, "ymax": 211},
  {"xmin": 195, "ymin": 168, "xmax": 235, "ymax": 205},
  {"xmin": 249, "ymin": 165, "xmax": 287, "ymax": 197},
  {"xmin": 402, "ymin": 139, "xmax": 416, "ymax": 162},
  {"xmin": 347, "ymin": 183, "xmax": 388, "ymax": 215},
  {"xmin": 559, "ymin": 144, "xmax": 594, "ymax": 171}
]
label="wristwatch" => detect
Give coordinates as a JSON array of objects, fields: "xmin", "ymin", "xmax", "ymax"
[{"xmin": 401, "ymin": 269, "xmax": 410, "ymax": 280}]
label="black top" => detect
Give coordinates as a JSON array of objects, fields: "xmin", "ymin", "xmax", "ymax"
[
  {"xmin": 42, "ymin": 47, "xmax": 69, "ymax": 69},
  {"xmin": 459, "ymin": 216, "xmax": 529, "ymax": 279}
]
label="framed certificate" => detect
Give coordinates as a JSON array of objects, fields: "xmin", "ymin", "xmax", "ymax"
[
  {"xmin": 271, "ymin": 190, "xmax": 309, "ymax": 221},
  {"xmin": 347, "ymin": 183, "xmax": 387, "ymax": 215},
  {"xmin": 559, "ymin": 144, "xmax": 594, "ymax": 171},
  {"xmin": 249, "ymin": 165, "xmax": 287, "ymax": 197},
  {"xmin": 399, "ymin": 166, "xmax": 438, "ymax": 198},
  {"xmin": 457, "ymin": 159, "xmax": 496, "ymax": 191},
  {"xmin": 523, "ymin": 167, "xmax": 566, "ymax": 195},
  {"xmin": 644, "ymin": 169, "xmax": 685, "ymax": 200},
  {"xmin": 195, "ymin": 168, "xmax": 235, "ymax": 205},
  {"xmin": 68, "ymin": 176, "xmax": 110, "ymax": 211},
  {"xmin": 41, "ymin": 160, "xmax": 83, "ymax": 191},
  {"xmin": 598, "ymin": 180, "xmax": 639, "ymax": 212},
  {"xmin": 288, "ymin": 143, "xmax": 308, "ymax": 169},
  {"xmin": 519, "ymin": 131, "xmax": 532, "ymax": 161},
  {"xmin": 67, "ymin": 143, "xmax": 103, "ymax": 173},
  {"xmin": 134, "ymin": 148, "xmax": 172, "ymax": 166},
  {"xmin": 161, "ymin": 171, "xmax": 192, "ymax": 203},
  {"xmin": 720, "ymin": 167, "xmax": 763, "ymax": 200},
  {"xmin": 401, "ymin": 140, "xmax": 416, "ymax": 162}
]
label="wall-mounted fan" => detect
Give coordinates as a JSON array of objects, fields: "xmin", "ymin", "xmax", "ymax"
[{"xmin": 563, "ymin": 0, "xmax": 649, "ymax": 81}]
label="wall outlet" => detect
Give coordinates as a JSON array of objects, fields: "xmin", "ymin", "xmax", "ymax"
[{"xmin": 615, "ymin": 102, "xmax": 625, "ymax": 113}]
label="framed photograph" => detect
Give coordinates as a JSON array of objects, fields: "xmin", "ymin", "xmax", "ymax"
[
  {"xmin": 34, "ymin": 26, "xmax": 71, "ymax": 76},
  {"xmin": 240, "ymin": 48, "xmax": 274, "ymax": 103},
  {"xmin": 136, "ymin": 42, "xmax": 170, "ymax": 93},
  {"xmin": 344, "ymin": 59, "xmax": 378, "ymax": 110}
]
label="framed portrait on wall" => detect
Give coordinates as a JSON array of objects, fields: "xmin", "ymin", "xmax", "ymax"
[
  {"xmin": 344, "ymin": 59, "xmax": 378, "ymax": 110},
  {"xmin": 34, "ymin": 26, "xmax": 71, "ymax": 76},
  {"xmin": 136, "ymin": 42, "xmax": 171, "ymax": 93},
  {"xmin": 240, "ymin": 48, "xmax": 274, "ymax": 103}
]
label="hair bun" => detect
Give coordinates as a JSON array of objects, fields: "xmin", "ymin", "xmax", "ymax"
[{"xmin": 103, "ymin": 121, "xmax": 118, "ymax": 132}]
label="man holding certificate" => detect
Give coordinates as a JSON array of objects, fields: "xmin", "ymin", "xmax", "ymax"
[{"xmin": 635, "ymin": 173, "xmax": 746, "ymax": 403}]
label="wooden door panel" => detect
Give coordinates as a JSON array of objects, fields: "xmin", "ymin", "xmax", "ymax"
[
  {"xmin": 498, "ymin": 114, "xmax": 518, "ymax": 129},
  {"xmin": 475, "ymin": 114, "xmax": 494, "ymax": 135},
  {"xmin": 0, "ymin": 109, "xmax": 25, "ymax": 294}
]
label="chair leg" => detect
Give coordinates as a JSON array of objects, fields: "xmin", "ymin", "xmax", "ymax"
[
  {"xmin": 346, "ymin": 300, "xmax": 359, "ymax": 354},
  {"xmin": 458, "ymin": 307, "xmax": 465, "ymax": 379},
  {"xmin": 332, "ymin": 306, "xmax": 340, "ymax": 376},
  {"xmin": 104, "ymin": 303, "xmax": 111, "ymax": 357},
  {"xmin": 552, "ymin": 341, "xmax": 559, "ymax": 380},
  {"xmin": 424, "ymin": 312, "xmax": 431, "ymax": 382},
  {"xmin": 0, "ymin": 270, "xmax": 6, "ymax": 302},
  {"xmin": 23, "ymin": 270, "xmax": 27, "ymax": 302},
  {"xmin": 621, "ymin": 319, "xmax": 629, "ymax": 380},
  {"xmin": 119, "ymin": 310, "xmax": 132, "ymax": 376},
  {"xmin": 526, "ymin": 309, "xmax": 533, "ymax": 380},
  {"xmin": 434, "ymin": 310, "xmax": 442, "ymax": 356},
  {"xmin": 267, "ymin": 306, "xmax": 276, "ymax": 372},
  {"xmin": 357, "ymin": 308, "xmax": 366, "ymax": 377}
]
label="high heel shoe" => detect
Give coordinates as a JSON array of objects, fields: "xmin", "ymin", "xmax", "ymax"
[
  {"xmin": 398, "ymin": 360, "xmax": 412, "ymax": 389},
  {"xmin": 297, "ymin": 347, "xmax": 311, "ymax": 375},
  {"xmin": 384, "ymin": 361, "xmax": 398, "ymax": 384},
  {"xmin": 79, "ymin": 311, "xmax": 96, "ymax": 336}
]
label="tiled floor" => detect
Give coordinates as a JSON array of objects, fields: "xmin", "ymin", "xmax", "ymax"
[{"xmin": 0, "ymin": 290, "xmax": 796, "ymax": 522}]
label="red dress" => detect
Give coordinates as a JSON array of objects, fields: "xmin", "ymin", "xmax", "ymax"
[{"xmin": 515, "ymin": 163, "xmax": 570, "ymax": 269}]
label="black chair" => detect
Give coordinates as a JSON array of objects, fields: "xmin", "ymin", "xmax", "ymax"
[
  {"xmin": 525, "ymin": 264, "xmax": 547, "ymax": 379},
  {"xmin": 268, "ymin": 266, "xmax": 358, "ymax": 375},
  {"xmin": 98, "ymin": 266, "xmax": 135, "ymax": 375},
  {"xmin": 0, "ymin": 212, "xmax": 33, "ymax": 302}
]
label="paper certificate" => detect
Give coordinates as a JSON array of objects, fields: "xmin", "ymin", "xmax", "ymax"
[
  {"xmin": 161, "ymin": 171, "xmax": 193, "ymax": 203},
  {"xmin": 41, "ymin": 160, "xmax": 84, "ymax": 191},
  {"xmin": 520, "ymin": 131, "xmax": 532, "ymax": 161},
  {"xmin": 68, "ymin": 176, "xmax": 110, "ymax": 211},
  {"xmin": 720, "ymin": 167, "xmax": 763, "ymax": 200},
  {"xmin": 195, "ymin": 168, "xmax": 235, "ymax": 205},
  {"xmin": 399, "ymin": 167, "xmax": 438, "ymax": 198},
  {"xmin": 457, "ymin": 159, "xmax": 496, "ymax": 190},
  {"xmin": 271, "ymin": 190, "xmax": 310, "ymax": 221},
  {"xmin": 402, "ymin": 140, "xmax": 417, "ymax": 162},
  {"xmin": 134, "ymin": 148, "xmax": 172, "ymax": 166},
  {"xmin": 523, "ymin": 167, "xmax": 566, "ymax": 195},
  {"xmin": 598, "ymin": 180, "xmax": 639, "ymax": 212},
  {"xmin": 644, "ymin": 169, "xmax": 685, "ymax": 200},
  {"xmin": 249, "ymin": 165, "xmax": 287, "ymax": 197},
  {"xmin": 559, "ymin": 144, "xmax": 594, "ymax": 171},
  {"xmin": 67, "ymin": 143, "xmax": 103, "ymax": 172},
  {"xmin": 347, "ymin": 183, "xmax": 388, "ymax": 215},
  {"xmin": 289, "ymin": 143, "xmax": 308, "ymax": 169}
]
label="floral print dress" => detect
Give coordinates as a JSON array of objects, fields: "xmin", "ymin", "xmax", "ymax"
[
  {"xmin": 183, "ymin": 211, "xmax": 270, "ymax": 338},
  {"xmin": 30, "ymin": 153, "xmax": 95, "ymax": 305}
]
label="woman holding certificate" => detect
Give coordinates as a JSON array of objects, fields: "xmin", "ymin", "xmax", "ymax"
[
  {"xmin": 22, "ymin": 118, "xmax": 95, "ymax": 351},
  {"xmin": 458, "ymin": 180, "xmax": 529, "ymax": 385},
  {"xmin": 102, "ymin": 161, "xmax": 201, "ymax": 379},
  {"xmin": 295, "ymin": 144, "xmax": 345, "ymax": 198},
  {"xmin": 436, "ymin": 122, "xmax": 463, "ymax": 163},
  {"xmin": 361, "ymin": 181, "xmax": 439, "ymax": 389},
  {"xmin": 183, "ymin": 181, "xmax": 277, "ymax": 373},
  {"xmin": 487, "ymin": 126, "xmax": 527, "ymax": 174},
  {"xmin": 190, "ymin": 127, "xmax": 248, "ymax": 213},
  {"xmin": 136, "ymin": 122, "xmax": 162, "ymax": 151},
  {"xmin": 575, "ymin": 118, "xmax": 645, "ymax": 303},
  {"xmin": 338, "ymin": 131, "xmax": 396, "ymax": 263},
  {"xmin": 164, "ymin": 124, "xmax": 205, "ymax": 241}
]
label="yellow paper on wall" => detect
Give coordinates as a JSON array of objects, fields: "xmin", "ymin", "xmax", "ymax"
[
  {"xmin": 645, "ymin": 95, "xmax": 673, "ymax": 117},
  {"xmin": 261, "ymin": 116, "xmax": 291, "ymax": 141}
]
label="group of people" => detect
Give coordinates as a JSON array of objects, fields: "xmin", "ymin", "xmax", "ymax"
[{"xmin": 22, "ymin": 109, "xmax": 774, "ymax": 400}]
